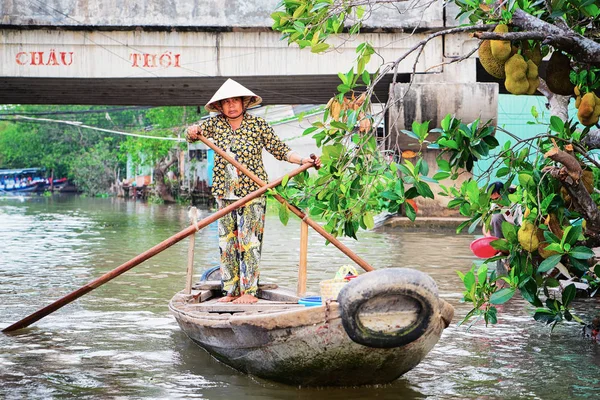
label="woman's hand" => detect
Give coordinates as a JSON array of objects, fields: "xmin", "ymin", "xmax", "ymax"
[
  {"xmin": 186, "ymin": 125, "xmax": 201, "ymax": 142},
  {"xmin": 302, "ymin": 154, "xmax": 322, "ymax": 169}
]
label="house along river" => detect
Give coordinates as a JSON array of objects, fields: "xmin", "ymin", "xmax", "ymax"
[{"xmin": 1, "ymin": 195, "xmax": 599, "ymax": 399}]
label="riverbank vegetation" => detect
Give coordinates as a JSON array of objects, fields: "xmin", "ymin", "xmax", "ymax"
[
  {"xmin": 272, "ymin": 0, "xmax": 600, "ymax": 326},
  {"xmin": 0, "ymin": 105, "xmax": 201, "ymax": 200}
]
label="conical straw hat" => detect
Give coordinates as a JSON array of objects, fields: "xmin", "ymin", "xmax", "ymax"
[{"xmin": 205, "ymin": 79, "xmax": 262, "ymax": 112}]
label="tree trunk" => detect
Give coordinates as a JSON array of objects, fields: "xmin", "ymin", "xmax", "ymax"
[{"xmin": 153, "ymin": 153, "xmax": 178, "ymax": 203}]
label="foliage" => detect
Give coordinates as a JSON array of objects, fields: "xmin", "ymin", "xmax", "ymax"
[
  {"xmin": 272, "ymin": 0, "xmax": 600, "ymax": 325},
  {"xmin": 71, "ymin": 140, "xmax": 120, "ymax": 196},
  {"xmin": 0, "ymin": 105, "xmax": 201, "ymax": 198}
]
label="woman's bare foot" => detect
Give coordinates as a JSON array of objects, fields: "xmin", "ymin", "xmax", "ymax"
[
  {"xmin": 217, "ymin": 294, "xmax": 240, "ymax": 303},
  {"xmin": 232, "ymin": 294, "xmax": 258, "ymax": 304}
]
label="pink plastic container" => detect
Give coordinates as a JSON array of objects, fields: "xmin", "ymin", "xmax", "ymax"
[{"xmin": 470, "ymin": 236, "xmax": 500, "ymax": 258}]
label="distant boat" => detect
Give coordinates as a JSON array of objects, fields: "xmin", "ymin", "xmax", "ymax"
[
  {"xmin": 0, "ymin": 181, "xmax": 40, "ymax": 192},
  {"xmin": 0, "ymin": 168, "xmax": 67, "ymax": 193}
]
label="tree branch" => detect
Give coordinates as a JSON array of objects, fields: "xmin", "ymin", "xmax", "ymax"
[
  {"xmin": 510, "ymin": 8, "xmax": 600, "ymax": 66},
  {"xmin": 544, "ymin": 150, "xmax": 600, "ymax": 234}
]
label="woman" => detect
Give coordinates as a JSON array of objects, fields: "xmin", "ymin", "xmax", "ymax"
[{"xmin": 186, "ymin": 79, "xmax": 321, "ymax": 304}]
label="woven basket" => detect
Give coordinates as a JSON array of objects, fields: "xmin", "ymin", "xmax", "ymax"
[{"xmin": 319, "ymin": 279, "xmax": 349, "ymax": 301}]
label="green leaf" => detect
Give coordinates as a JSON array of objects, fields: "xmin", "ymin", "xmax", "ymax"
[
  {"xmin": 496, "ymin": 167, "xmax": 510, "ymax": 177},
  {"xmin": 537, "ymin": 254, "xmax": 562, "ymax": 273},
  {"xmin": 361, "ymin": 70, "xmax": 371, "ymax": 85},
  {"xmin": 518, "ymin": 172, "xmax": 533, "ymax": 188},
  {"xmin": 490, "ymin": 238, "xmax": 510, "ymax": 252},
  {"xmin": 401, "ymin": 129, "xmax": 420, "ymax": 140},
  {"xmin": 278, "ymin": 202, "xmax": 290, "ymax": 226},
  {"xmin": 561, "ymin": 283, "xmax": 576, "ymax": 307},
  {"xmin": 549, "ymin": 116, "xmax": 564, "ymax": 133},
  {"xmin": 564, "ymin": 225, "xmax": 582, "ymax": 246},
  {"xmin": 437, "ymin": 158, "xmax": 450, "ymax": 171},
  {"xmin": 405, "ymin": 202, "xmax": 416, "ymax": 221},
  {"xmin": 311, "ymin": 42, "xmax": 330, "ymax": 53},
  {"xmin": 520, "ymin": 279, "xmax": 542, "ymax": 307},
  {"xmin": 569, "ymin": 246, "xmax": 594, "ymax": 260},
  {"xmin": 477, "ymin": 264, "xmax": 488, "ymax": 284},
  {"xmin": 415, "ymin": 181, "xmax": 434, "ymax": 199},
  {"xmin": 281, "ymin": 174, "xmax": 289, "ymax": 188},
  {"xmin": 490, "ymin": 287, "xmax": 516, "ymax": 305},
  {"xmin": 363, "ymin": 212, "xmax": 375, "ymax": 230},
  {"xmin": 534, "ymin": 309, "xmax": 559, "ymax": 324},
  {"xmin": 433, "ymin": 171, "xmax": 450, "ymax": 180},
  {"xmin": 540, "ymin": 194, "xmax": 556, "ymax": 214},
  {"xmin": 463, "ymin": 270, "xmax": 476, "ymax": 291},
  {"xmin": 419, "ymin": 159, "xmax": 429, "ymax": 176},
  {"xmin": 337, "ymin": 84, "xmax": 352, "ymax": 94}
]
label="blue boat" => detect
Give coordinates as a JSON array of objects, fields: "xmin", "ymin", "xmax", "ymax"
[{"xmin": 0, "ymin": 168, "xmax": 48, "ymax": 193}]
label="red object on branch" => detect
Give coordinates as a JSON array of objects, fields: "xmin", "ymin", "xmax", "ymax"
[{"xmin": 470, "ymin": 236, "xmax": 500, "ymax": 258}]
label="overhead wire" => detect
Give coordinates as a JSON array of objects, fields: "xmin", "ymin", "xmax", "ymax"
[
  {"xmin": 0, "ymin": 115, "xmax": 185, "ymax": 142},
  {"xmin": 0, "ymin": 106, "xmax": 154, "ymax": 116}
]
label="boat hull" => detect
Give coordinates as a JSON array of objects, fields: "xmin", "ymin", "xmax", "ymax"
[{"xmin": 170, "ymin": 294, "xmax": 451, "ymax": 386}]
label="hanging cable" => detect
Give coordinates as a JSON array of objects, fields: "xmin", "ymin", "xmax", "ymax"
[{"xmin": 1, "ymin": 115, "xmax": 185, "ymax": 142}]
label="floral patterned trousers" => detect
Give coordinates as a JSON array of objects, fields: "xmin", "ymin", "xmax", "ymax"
[{"xmin": 217, "ymin": 197, "xmax": 266, "ymax": 297}]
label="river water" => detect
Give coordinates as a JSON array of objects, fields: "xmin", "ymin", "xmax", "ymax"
[{"xmin": 1, "ymin": 195, "xmax": 598, "ymax": 399}]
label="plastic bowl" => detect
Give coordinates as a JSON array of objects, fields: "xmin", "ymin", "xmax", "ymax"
[
  {"xmin": 470, "ymin": 236, "xmax": 500, "ymax": 258},
  {"xmin": 298, "ymin": 296, "xmax": 322, "ymax": 307}
]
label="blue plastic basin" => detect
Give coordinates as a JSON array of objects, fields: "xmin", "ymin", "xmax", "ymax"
[{"xmin": 298, "ymin": 296, "xmax": 322, "ymax": 307}]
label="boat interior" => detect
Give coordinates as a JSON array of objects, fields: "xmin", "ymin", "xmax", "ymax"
[{"xmin": 174, "ymin": 281, "xmax": 309, "ymax": 316}]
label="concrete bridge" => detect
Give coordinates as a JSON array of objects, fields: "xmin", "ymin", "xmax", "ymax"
[{"xmin": 0, "ymin": 0, "xmax": 496, "ymax": 113}]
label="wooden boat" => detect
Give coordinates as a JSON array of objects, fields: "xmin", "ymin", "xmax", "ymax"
[
  {"xmin": 0, "ymin": 181, "xmax": 40, "ymax": 192},
  {"xmin": 0, "ymin": 168, "xmax": 66, "ymax": 193},
  {"xmin": 169, "ymin": 268, "xmax": 454, "ymax": 387}
]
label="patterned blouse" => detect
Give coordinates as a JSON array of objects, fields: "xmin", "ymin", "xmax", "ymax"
[{"xmin": 193, "ymin": 113, "xmax": 292, "ymax": 198}]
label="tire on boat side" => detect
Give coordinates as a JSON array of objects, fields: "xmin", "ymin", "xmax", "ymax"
[{"xmin": 338, "ymin": 268, "xmax": 438, "ymax": 348}]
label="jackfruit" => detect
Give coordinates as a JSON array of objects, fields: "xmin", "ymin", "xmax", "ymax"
[
  {"xmin": 577, "ymin": 92, "xmax": 600, "ymax": 126},
  {"xmin": 518, "ymin": 220, "xmax": 540, "ymax": 252},
  {"xmin": 479, "ymin": 40, "xmax": 507, "ymax": 79},
  {"xmin": 490, "ymin": 24, "xmax": 512, "ymax": 62},
  {"xmin": 522, "ymin": 41, "xmax": 542, "ymax": 65},
  {"xmin": 505, "ymin": 54, "xmax": 529, "ymax": 95},
  {"xmin": 546, "ymin": 52, "xmax": 575, "ymax": 96},
  {"xmin": 526, "ymin": 60, "xmax": 540, "ymax": 95}
]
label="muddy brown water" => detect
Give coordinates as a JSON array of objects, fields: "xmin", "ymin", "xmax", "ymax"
[{"xmin": 1, "ymin": 195, "xmax": 599, "ymax": 399}]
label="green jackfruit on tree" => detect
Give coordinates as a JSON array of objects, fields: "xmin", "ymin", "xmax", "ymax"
[
  {"xmin": 577, "ymin": 92, "xmax": 600, "ymax": 126},
  {"xmin": 518, "ymin": 221, "xmax": 540, "ymax": 252},
  {"xmin": 504, "ymin": 54, "xmax": 529, "ymax": 95},
  {"xmin": 490, "ymin": 24, "xmax": 512, "ymax": 62},
  {"xmin": 479, "ymin": 40, "xmax": 507, "ymax": 79},
  {"xmin": 546, "ymin": 52, "xmax": 575, "ymax": 96},
  {"xmin": 526, "ymin": 60, "xmax": 540, "ymax": 95}
]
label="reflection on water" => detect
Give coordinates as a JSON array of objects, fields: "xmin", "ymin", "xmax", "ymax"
[{"xmin": 1, "ymin": 195, "xmax": 599, "ymax": 399}]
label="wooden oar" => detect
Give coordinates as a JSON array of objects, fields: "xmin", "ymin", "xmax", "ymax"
[
  {"xmin": 2, "ymin": 162, "xmax": 313, "ymax": 333},
  {"xmin": 196, "ymin": 135, "xmax": 375, "ymax": 273}
]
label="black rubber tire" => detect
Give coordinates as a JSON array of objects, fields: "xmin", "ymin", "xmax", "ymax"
[{"xmin": 338, "ymin": 268, "xmax": 439, "ymax": 348}]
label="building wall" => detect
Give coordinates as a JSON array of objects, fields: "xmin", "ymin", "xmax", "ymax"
[{"xmin": 1, "ymin": 0, "xmax": 445, "ymax": 29}]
